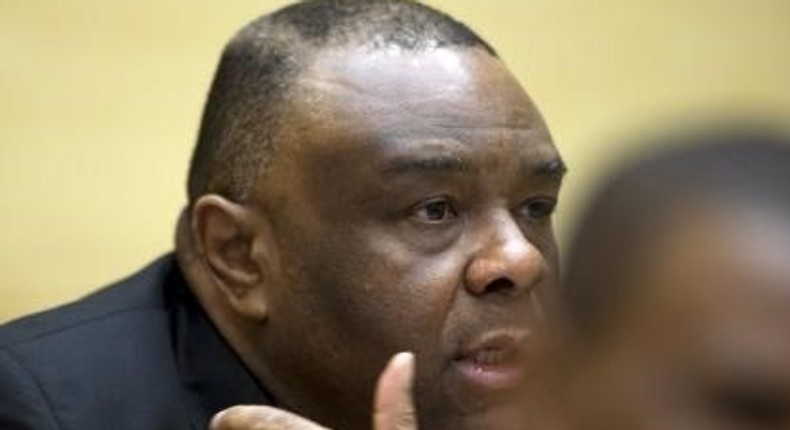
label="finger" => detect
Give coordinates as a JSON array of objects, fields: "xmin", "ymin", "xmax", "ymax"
[
  {"xmin": 373, "ymin": 352, "xmax": 417, "ymax": 430},
  {"xmin": 210, "ymin": 405, "xmax": 331, "ymax": 430}
]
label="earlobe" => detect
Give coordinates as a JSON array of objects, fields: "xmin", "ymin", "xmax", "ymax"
[{"xmin": 191, "ymin": 195, "xmax": 270, "ymax": 321}]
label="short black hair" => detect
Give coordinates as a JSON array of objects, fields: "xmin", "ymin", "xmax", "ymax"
[
  {"xmin": 564, "ymin": 127, "xmax": 790, "ymax": 337},
  {"xmin": 187, "ymin": 0, "xmax": 497, "ymax": 203}
]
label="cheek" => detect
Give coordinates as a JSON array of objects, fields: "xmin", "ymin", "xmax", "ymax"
[{"xmin": 290, "ymin": 227, "xmax": 466, "ymax": 347}]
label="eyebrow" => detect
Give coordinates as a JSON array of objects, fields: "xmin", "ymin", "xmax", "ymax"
[
  {"xmin": 381, "ymin": 155, "xmax": 475, "ymax": 176},
  {"xmin": 380, "ymin": 155, "xmax": 568, "ymax": 179}
]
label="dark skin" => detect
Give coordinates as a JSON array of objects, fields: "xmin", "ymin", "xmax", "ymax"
[
  {"xmin": 181, "ymin": 46, "xmax": 564, "ymax": 430},
  {"xmin": 557, "ymin": 205, "xmax": 790, "ymax": 430}
]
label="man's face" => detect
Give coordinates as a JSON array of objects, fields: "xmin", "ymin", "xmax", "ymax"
[
  {"xmin": 563, "ymin": 206, "xmax": 790, "ymax": 430},
  {"xmin": 249, "ymin": 47, "xmax": 563, "ymax": 430}
]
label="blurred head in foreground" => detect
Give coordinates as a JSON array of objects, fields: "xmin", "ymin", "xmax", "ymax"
[{"xmin": 557, "ymin": 129, "xmax": 790, "ymax": 430}]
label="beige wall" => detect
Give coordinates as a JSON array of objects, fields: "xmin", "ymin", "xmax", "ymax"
[{"xmin": 2, "ymin": 0, "xmax": 789, "ymax": 321}]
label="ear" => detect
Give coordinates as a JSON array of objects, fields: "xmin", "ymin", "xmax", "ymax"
[{"xmin": 190, "ymin": 194, "xmax": 271, "ymax": 322}]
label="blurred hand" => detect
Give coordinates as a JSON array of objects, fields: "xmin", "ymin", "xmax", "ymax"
[
  {"xmin": 209, "ymin": 352, "xmax": 417, "ymax": 430},
  {"xmin": 209, "ymin": 405, "xmax": 330, "ymax": 430}
]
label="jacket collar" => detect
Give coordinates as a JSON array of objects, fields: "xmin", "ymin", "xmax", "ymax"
[{"xmin": 165, "ymin": 260, "xmax": 274, "ymax": 429}]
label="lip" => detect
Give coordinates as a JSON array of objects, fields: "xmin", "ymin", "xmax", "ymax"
[{"xmin": 452, "ymin": 329, "xmax": 531, "ymax": 391}]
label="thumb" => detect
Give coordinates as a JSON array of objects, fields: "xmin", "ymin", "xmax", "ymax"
[
  {"xmin": 210, "ymin": 405, "xmax": 331, "ymax": 430},
  {"xmin": 373, "ymin": 352, "xmax": 418, "ymax": 430}
]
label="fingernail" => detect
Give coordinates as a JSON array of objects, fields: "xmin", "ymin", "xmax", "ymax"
[{"xmin": 392, "ymin": 351, "xmax": 414, "ymax": 366}]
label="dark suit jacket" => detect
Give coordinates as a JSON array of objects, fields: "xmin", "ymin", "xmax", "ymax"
[{"xmin": 0, "ymin": 255, "xmax": 272, "ymax": 429}]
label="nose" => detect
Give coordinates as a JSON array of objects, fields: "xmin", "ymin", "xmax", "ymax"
[{"xmin": 464, "ymin": 212, "xmax": 548, "ymax": 297}]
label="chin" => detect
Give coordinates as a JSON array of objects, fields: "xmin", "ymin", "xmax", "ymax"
[{"xmin": 419, "ymin": 396, "xmax": 531, "ymax": 430}]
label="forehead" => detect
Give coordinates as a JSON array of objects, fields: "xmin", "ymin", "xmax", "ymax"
[
  {"xmin": 629, "ymin": 206, "xmax": 790, "ymax": 350},
  {"xmin": 283, "ymin": 46, "xmax": 553, "ymax": 154},
  {"xmin": 645, "ymin": 206, "xmax": 790, "ymax": 300}
]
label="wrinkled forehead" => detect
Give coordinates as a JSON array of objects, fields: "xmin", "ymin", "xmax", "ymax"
[{"xmin": 289, "ymin": 46, "xmax": 546, "ymax": 136}]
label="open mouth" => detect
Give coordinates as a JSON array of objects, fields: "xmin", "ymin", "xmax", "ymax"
[
  {"xmin": 467, "ymin": 341, "xmax": 520, "ymax": 366},
  {"xmin": 453, "ymin": 330, "xmax": 530, "ymax": 391}
]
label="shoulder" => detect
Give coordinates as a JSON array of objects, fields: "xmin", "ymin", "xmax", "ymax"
[
  {"xmin": 0, "ymin": 254, "xmax": 176, "ymax": 348},
  {"xmin": 0, "ymin": 254, "xmax": 191, "ymax": 429},
  {"xmin": 0, "ymin": 348, "xmax": 60, "ymax": 429}
]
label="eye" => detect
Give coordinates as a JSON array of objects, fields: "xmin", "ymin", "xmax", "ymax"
[
  {"xmin": 411, "ymin": 198, "xmax": 458, "ymax": 223},
  {"xmin": 519, "ymin": 197, "xmax": 557, "ymax": 221}
]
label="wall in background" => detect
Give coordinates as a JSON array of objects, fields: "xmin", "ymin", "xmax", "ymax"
[{"xmin": 2, "ymin": 0, "xmax": 789, "ymax": 320}]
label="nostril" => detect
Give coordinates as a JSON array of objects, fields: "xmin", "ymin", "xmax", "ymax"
[{"xmin": 485, "ymin": 277, "xmax": 515, "ymax": 295}]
